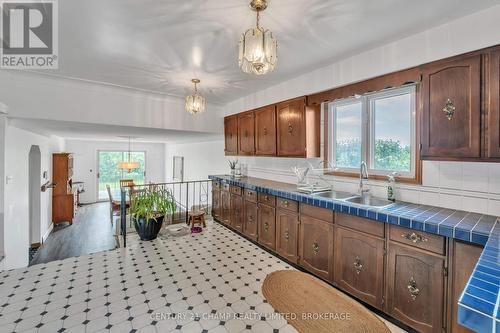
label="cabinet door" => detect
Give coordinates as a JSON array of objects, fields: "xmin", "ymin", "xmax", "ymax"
[
  {"xmin": 255, "ymin": 105, "xmax": 277, "ymax": 156},
  {"xmin": 421, "ymin": 55, "xmax": 481, "ymax": 159},
  {"xmin": 220, "ymin": 190, "xmax": 231, "ymax": 225},
  {"xmin": 224, "ymin": 115, "xmax": 238, "ymax": 155},
  {"xmin": 298, "ymin": 215, "xmax": 334, "ymax": 282},
  {"xmin": 334, "ymin": 227, "xmax": 385, "ymax": 309},
  {"xmin": 238, "ymin": 112, "xmax": 255, "ymax": 155},
  {"xmin": 450, "ymin": 241, "xmax": 483, "ymax": 333},
  {"xmin": 277, "ymin": 97, "xmax": 306, "ymax": 157},
  {"xmin": 386, "ymin": 242, "xmax": 445, "ymax": 333},
  {"xmin": 212, "ymin": 189, "xmax": 221, "ymax": 219},
  {"xmin": 230, "ymin": 194, "xmax": 243, "ymax": 232},
  {"xmin": 276, "ymin": 209, "xmax": 299, "ymax": 263},
  {"xmin": 258, "ymin": 204, "xmax": 276, "ymax": 251},
  {"xmin": 244, "ymin": 200, "xmax": 258, "ymax": 241},
  {"xmin": 488, "ymin": 49, "xmax": 500, "ymax": 158}
]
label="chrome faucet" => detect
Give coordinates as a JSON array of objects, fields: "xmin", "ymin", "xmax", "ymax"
[{"xmin": 359, "ymin": 161, "xmax": 369, "ymax": 196}]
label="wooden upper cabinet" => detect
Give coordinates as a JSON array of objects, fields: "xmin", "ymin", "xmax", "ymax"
[
  {"xmin": 238, "ymin": 112, "xmax": 255, "ymax": 155},
  {"xmin": 487, "ymin": 48, "xmax": 500, "ymax": 158},
  {"xmin": 224, "ymin": 115, "xmax": 238, "ymax": 155},
  {"xmin": 421, "ymin": 54, "xmax": 482, "ymax": 159},
  {"xmin": 277, "ymin": 97, "xmax": 320, "ymax": 157},
  {"xmin": 255, "ymin": 105, "xmax": 277, "ymax": 156}
]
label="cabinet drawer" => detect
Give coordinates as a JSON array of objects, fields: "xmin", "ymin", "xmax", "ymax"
[
  {"xmin": 243, "ymin": 189, "xmax": 257, "ymax": 203},
  {"xmin": 212, "ymin": 181, "xmax": 221, "ymax": 189},
  {"xmin": 389, "ymin": 225, "xmax": 445, "ymax": 255},
  {"xmin": 300, "ymin": 203, "xmax": 333, "ymax": 223},
  {"xmin": 230, "ymin": 185, "xmax": 242, "ymax": 195},
  {"xmin": 277, "ymin": 197, "xmax": 298, "ymax": 212},
  {"xmin": 336, "ymin": 213, "xmax": 384, "ymax": 238},
  {"xmin": 258, "ymin": 193, "xmax": 276, "ymax": 206},
  {"xmin": 222, "ymin": 183, "xmax": 230, "ymax": 191}
]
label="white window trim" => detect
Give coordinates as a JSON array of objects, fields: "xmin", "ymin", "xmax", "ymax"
[{"xmin": 328, "ymin": 85, "xmax": 417, "ymax": 179}]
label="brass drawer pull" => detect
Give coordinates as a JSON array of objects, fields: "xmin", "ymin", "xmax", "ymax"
[
  {"xmin": 407, "ymin": 277, "xmax": 420, "ymax": 301},
  {"xmin": 263, "ymin": 127, "xmax": 268, "ymax": 135},
  {"xmin": 284, "ymin": 231, "xmax": 289, "ymax": 240},
  {"xmin": 401, "ymin": 232, "xmax": 428, "ymax": 244},
  {"xmin": 288, "ymin": 123, "xmax": 293, "ymax": 134},
  {"xmin": 354, "ymin": 256, "xmax": 362, "ymax": 274},
  {"xmin": 283, "ymin": 200, "xmax": 289, "ymax": 206},
  {"xmin": 264, "ymin": 222, "xmax": 269, "ymax": 231},
  {"xmin": 442, "ymin": 99, "xmax": 456, "ymax": 120},
  {"xmin": 264, "ymin": 195, "xmax": 269, "ymax": 200},
  {"xmin": 312, "ymin": 242, "xmax": 319, "ymax": 253}
]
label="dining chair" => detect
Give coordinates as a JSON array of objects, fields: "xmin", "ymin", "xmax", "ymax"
[{"xmin": 107, "ymin": 184, "xmax": 128, "ymax": 224}]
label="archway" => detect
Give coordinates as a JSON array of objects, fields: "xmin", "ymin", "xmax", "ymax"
[{"xmin": 29, "ymin": 145, "xmax": 41, "ymax": 247}]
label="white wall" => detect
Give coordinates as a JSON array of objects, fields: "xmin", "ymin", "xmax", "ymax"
[
  {"xmin": 3, "ymin": 123, "xmax": 65, "ymax": 270},
  {"xmin": 65, "ymin": 139, "xmax": 166, "ymax": 203},
  {"xmin": 224, "ymin": 5, "xmax": 500, "ymax": 217},
  {"xmin": 164, "ymin": 139, "xmax": 227, "ymax": 182},
  {"xmin": 0, "ymin": 114, "xmax": 6, "ymax": 262}
]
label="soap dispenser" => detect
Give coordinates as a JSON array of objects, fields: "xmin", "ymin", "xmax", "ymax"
[{"xmin": 387, "ymin": 172, "xmax": 398, "ymax": 202}]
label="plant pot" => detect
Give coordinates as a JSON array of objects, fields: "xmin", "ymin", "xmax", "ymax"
[{"xmin": 133, "ymin": 216, "xmax": 164, "ymax": 241}]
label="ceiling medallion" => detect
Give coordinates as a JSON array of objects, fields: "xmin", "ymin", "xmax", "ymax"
[
  {"xmin": 185, "ymin": 79, "xmax": 206, "ymax": 115},
  {"xmin": 238, "ymin": 0, "xmax": 277, "ymax": 75}
]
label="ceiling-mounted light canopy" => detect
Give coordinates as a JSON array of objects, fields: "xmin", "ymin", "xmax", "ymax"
[
  {"xmin": 118, "ymin": 136, "xmax": 140, "ymax": 172},
  {"xmin": 185, "ymin": 79, "xmax": 206, "ymax": 115},
  {"xmin": 238, "ymin": 0, "xmax": 277, "ymax": 75}
]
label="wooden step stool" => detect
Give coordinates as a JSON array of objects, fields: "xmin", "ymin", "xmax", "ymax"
[{"xmin": 188, "ymin": 211, "xmax": 206, "ymax": 228}]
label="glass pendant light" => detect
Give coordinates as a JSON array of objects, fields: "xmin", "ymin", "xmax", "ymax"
[
  {"xmin": 185, "ymin": 79, "xmax": 206, "ymax": 114},
  {"xmin": 238, "ymin": 0, "xmax": 277, "ymax": 75},
  {"xmin": 118, "ymin": 137, "xmax": 140, "ymax": 172}
]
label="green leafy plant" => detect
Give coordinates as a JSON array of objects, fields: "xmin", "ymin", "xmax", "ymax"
[{"xmin": 129, "ymin": 188, "xmax": 177, "ymax": 223}]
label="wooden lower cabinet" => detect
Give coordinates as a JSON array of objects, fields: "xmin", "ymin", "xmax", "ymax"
[
  {"xmin": 450, "ymin": 241, "xmax": 483, "ymax": 333},
  {"xmin": 220, "ymin": 190, "xmax": 230, "ymax": 225},
  {"xmin": 276, "ymin": 209, "xmax": 299, "ymax": 263},
  {"xmin": 212, "ymin": 189, "xmax": 221, "ymax": 220},
  {"xmin": 334, "ymin": 226, "xmax": 385, "ymax": 309},
  {"xmin": 386, "ymin": 242, "xmax": 446, "ymax": 333},
  {"xmin": 243, "ymin": 200, "xmax": 258, "ymax": 241},
  {"xmin": 230, "ymin": 193, "xmax": 243, "ymax": 232},
  {"xmin": 258, "ymin": 204, "xmax": 276, "ymax": 250},
  {"xmin": 298, "ymin": 215, "xmax": 334, "ymax": 282}
]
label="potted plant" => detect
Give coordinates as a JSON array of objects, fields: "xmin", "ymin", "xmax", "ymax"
[{"xmin": 129, "ymin": 188, "xmax": 176, "ymax": 241}]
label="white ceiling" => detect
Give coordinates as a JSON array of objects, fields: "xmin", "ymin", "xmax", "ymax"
[
  {"xmin": 9, "ymin": 118, "xmax": 223, "ymax": 143},
  {"xmin": 34, "ymin": 0, "xmax": 498, "ymax": 104}
]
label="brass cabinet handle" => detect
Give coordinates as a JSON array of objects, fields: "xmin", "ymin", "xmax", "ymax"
[
  {"xmin": 288, "ymin": 123, "xmax": 293, "ymax": 134},
  {"xmin": 442, "ymin": 99, "xmax": 456, "ymax": 120},
  {"xmin": 263, "ymin": 127, "xmax": 268, "ymax": 135},
  {"xmin": 283, "ymin": 200, "xmax": 289, "ymax": 206},
  {"xmin": 407, "ymin": 277, "xmax": 420, "ymax": 301},
  {"xmin": 401, "ymin": 232, "xmax": 428, "ymax": 244},
  {"xmin": 264, "ymin": 222, "xmax": 269, "ymax": 231},
  {"xmin": 284, "ymin": 231, "xmax": 289, "ymax": 240},
  {"xmin": 264, "ymin": 195, "xmax": 269, "ymax": 200},
  {"xmin": 354, "ymin": 256, "xmax": 363, "ymax": 274},
  {"xmin": 312, "ymin": 242, "xmax": 319, "ymax": 253}
]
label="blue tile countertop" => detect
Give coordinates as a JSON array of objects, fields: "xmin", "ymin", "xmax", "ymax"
[{"xmin": 209, "ymin": 175, "xmax": 500, "ymax": 333}]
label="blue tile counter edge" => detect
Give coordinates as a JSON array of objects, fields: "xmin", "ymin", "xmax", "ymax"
[{"xmin": 209, "ymin": 175, "xmax": 500, "ymax": 333}]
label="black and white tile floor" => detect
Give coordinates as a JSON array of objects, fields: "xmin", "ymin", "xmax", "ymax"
[{"xmin": 0, "ymin": 220, "xmax": 404, "ymax": 333}]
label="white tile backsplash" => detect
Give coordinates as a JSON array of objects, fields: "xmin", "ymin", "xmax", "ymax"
[
  {"xmin": 422, "ymin": 161, "xmax": 440, "ymax": 187},
  {"xmin": 439, "ymin": 161, "xmax": 463, "ymax": 189},
  {"xmin": 489, "ymin": 164, "xmax": 500, "ymax": 194},
  {"xmin": 462, "ymin": 162, "xmax": 490, "ymax": 193}
]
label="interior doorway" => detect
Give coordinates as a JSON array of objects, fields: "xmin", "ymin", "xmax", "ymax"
[{"xmin": 28, "ymin": 145, "xmax": 41, "ymax": 246}]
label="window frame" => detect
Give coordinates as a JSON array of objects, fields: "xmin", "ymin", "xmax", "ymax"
[{"xmin": 328, "ymin": 85, "xmax": 417, "ymax": 180}]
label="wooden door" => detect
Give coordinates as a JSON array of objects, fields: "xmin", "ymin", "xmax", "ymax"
[
  {"xmin": 277, "ymin": 97, "xmax": 306, "ymax": 157},
  {"xmin": 276, "ymin": 209, "xmax": 299, "ymax": 263},
  {"xmin": 220, "ymin": 190, "xmax": 231, "ymax": 225},
  {"xmin": 244, "ymin": 200, "xmax": 258, "ymax": 241},
  {"xmin": 487, "ymin": 48, "xmax": 500, "ymax": 158},
  {"xmin": 298, "ymin": 215, "xmax": 334, "ymax": 282},
  {"xmin": 450, "ymin": 241, "xmax": 483, "ymax": 333},
  {"xmin": 334, "ymin": 227, "xmax": 385, "ymax": 309},
  {"xmin": 386, "ymin": 242, "xmax": 445, "ymax": 333},
  {"xmin": 224, "ymin": 115, "xmax": 238, "ymax": 155},
  {"xmin": 421, "ymin": 55, "xmax": 481, "ymax": 159},
  {"xmin": 258, "ymin": 204, "xmax": 276, "ymax": 251},
  {"xmin": 255, "ymin": 105, "xmax": 277, "ymax": 156},
  {"xmin": 212, "ymin": 189, "xmax": 221, "ymax": 220},
  {"xmin": 238, "ymin": 112, "xmax": 255, "ymax": 155},
  {"xmin": 230, "ymin": 194, "xmax": 243, "ymax": 232}
]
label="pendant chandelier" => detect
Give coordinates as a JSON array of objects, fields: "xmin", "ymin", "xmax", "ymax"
[
  {"xmin": 238, "ymin": 0, "xmax": 277, "ymax": 75},
  {"xmin": 118, "ymin": 137, "xmax": 140, "ymax": 172},
  {"xmin": 185, "ymin": 79, "xmax": 206, "ymax": 115}
]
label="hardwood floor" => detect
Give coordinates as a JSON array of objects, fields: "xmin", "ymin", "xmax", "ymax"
[{"xmin": 30, "ymin": 202, "xmax": 117, "ymax": 266}]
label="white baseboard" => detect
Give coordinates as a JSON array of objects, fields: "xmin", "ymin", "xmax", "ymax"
[{"xmin": 42, "ymin": 223, "xmax": 54, "ymax": 243}]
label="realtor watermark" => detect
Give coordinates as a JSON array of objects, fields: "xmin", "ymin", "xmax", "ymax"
[{"xmin": 1, "ymin": 0, "xmax": 58, "ymax": 69}]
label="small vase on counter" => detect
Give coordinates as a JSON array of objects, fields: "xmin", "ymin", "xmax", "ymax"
[{"xmin": 387, "ymin": 172, "xmax": 398, "ymax": 202}]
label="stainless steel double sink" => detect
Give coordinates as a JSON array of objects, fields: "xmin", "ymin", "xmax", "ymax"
[{"xmin": 311, "ymin": 190, "xmax": 394, "ymax": 208}]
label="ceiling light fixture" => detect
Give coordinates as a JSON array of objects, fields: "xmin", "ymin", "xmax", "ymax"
[
  {"xmin": 238, "ymin": 0, "xmax": 277, "ymax": 75},
  {"xmin": 185, "ymin": 79, "xmax": 206, "ymax": 115},
  {"xmin": 118, "ymin": 136, "xmax": 140, "ymax": 172}
]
